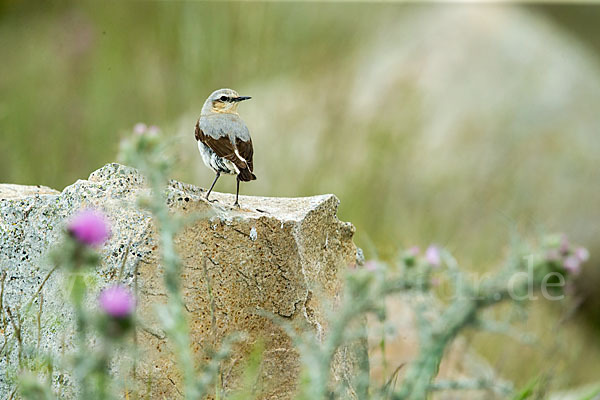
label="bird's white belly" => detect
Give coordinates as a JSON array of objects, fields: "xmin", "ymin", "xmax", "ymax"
[{"xmin": 197, "ymin": 141, "xmax": 238, "ymax": 175}]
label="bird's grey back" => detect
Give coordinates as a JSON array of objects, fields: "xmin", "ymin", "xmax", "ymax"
[{"xmin": 199, "ymin": 113, "xmax": 251, "ymax": 142}]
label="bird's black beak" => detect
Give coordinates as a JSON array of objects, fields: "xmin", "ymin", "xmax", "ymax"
[{"xmin": 233, "ymin": 96, "xmax": 251, "ymax": 102}]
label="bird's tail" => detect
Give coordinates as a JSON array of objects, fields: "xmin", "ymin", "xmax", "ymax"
[{"xmin": 238, "ymin": 168, "xmax": 257, "ymax": 182}]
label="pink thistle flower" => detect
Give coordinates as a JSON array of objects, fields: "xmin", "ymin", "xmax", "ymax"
[
  {"xmin": 563, "ymin": 256, "xmax": 581, "ymax": 275},
  {"xmin": 574, "ymin": 247, "xmax": 590, "ymax": 263},
  {"xmin": 545, "ymin": 249, "xmax": 561, "ymax": 262},
  {"xmin": 67, "ymin": 210, "xmax": 111, "ymax": 247},
  {"xmin": 147, "ymin": 125, "xmax": 160, "ymax": 136},
  {"xmin": 99, "ymin": 285, "xmax": 136, "ymax": 318},
  {"xmin": 407, "ymin": 246, "xmax": 420, "ymax": 257},
  {"xmin": 425, "ymin": 245, "xmax": 442, "ymax": 268},
  {"xmin": 364, "ymin": 260, "xmax": 378, "ymax": 271},
  {"xmin": 133, "ymin": 123, "xmax": 148, "ymax": 135}
]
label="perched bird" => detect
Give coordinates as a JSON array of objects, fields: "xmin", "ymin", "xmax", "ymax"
[{"xmin": 195, "ymin": 88, "xmax": 256, "ymax": 207}]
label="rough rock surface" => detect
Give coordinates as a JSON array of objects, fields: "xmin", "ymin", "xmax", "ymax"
[{"xmin": 0, "ymin": 163, "xmax": 362, "ymax": 399}]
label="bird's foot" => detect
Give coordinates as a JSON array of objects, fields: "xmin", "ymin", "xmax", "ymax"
[
  {"xmin": 205, "ymin": 196, "xmax": 219, "ymax": 203},
  {"xmin": 232, "ymin": 201, "xmax": 240, "ymax": 208}
]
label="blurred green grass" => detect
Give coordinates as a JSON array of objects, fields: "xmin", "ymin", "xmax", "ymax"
[
  {"xmin": 0, "ymin": 0, "xmax": 375, "ymax": 188},
  {"xmin": 1, "ymin": 0, "xmax": 599, "ymax": 391}
]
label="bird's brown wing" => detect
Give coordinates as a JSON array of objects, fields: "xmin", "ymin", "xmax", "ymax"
[
  {"xmin": 235, "ymin": 137, "xmax": 254, "ymax": 173},
  {"xmin": 195, "ymin": 120, "xmax": 255, "ymax": 181}
]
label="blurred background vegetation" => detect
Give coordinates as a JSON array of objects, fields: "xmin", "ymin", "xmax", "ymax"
[{"xmin": 1, "ymin": 0, "xmax": 599, "ymax": 393}]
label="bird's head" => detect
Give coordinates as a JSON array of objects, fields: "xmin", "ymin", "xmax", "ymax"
[{"xmin": 202, "ymin": 88, "xmax": 251, "ymax": 115}]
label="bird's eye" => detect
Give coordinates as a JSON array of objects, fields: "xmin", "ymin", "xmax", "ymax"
[{"xmin": 220, "ymin": 96, "xmax": 228, "ymax": 102}]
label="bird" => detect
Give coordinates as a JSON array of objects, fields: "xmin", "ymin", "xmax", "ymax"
[{"xmin": 195, "ymin": 88, "xmax": 256, "ymax": 207}]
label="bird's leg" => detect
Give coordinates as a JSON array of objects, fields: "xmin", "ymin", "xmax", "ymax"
[
  {"xmin": 206, "ymin": 172, "xmax": 220, "ymax": 202},
  {"xmin": 233, "ymin": 176, "xmax": 241, "ymax": 208}
]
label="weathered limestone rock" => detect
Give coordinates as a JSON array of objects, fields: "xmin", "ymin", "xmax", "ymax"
[{"xmin": 0, "ymin": 163, "xmax": 362, "ymax": 399}]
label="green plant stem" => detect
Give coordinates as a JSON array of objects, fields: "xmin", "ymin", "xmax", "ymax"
[
  {"xmin": 393, "ymin": 266, "xmax": 535, "ymax": 399},
  {"xmin": 393, "ymin": 296, "xmax": 476, "ymax": 400},
  {"xmin": 71, "ymin": 273, "xmax": 93, "ymax": 400},
  {"xmin": 143, "ymin": 157, "xmax": 200, "ymax": 398}
]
